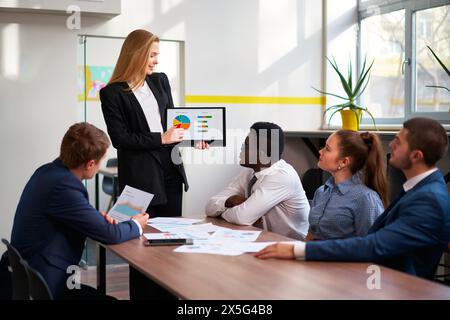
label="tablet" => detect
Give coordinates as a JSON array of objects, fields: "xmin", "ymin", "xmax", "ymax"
[{"xmin": 166, "ymin": 107, "xmax": 226, "ymax": 147}]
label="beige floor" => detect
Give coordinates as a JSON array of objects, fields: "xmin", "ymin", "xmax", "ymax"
[{"xmin": 81, "ymin": 264, "xmax": 129, "ymax": 300}]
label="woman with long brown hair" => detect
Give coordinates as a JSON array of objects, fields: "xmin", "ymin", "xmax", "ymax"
[{"xmin": 303, "ymin": 130, "xmax": 388, "ymax": 240}]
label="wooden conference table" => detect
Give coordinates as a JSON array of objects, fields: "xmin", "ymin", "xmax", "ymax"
[{"xmin": 95, "ymin": 217, "xmax": 450, "ymax": 300}]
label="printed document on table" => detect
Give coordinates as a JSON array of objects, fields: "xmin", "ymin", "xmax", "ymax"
[
  {"xmin": 191, "ymin": 240, "xmax": 278, "ymax": 253},
  {"xmin": 151, "ymin": 223, "xmax": 231, "ymax": 234},
  {"xmin": 221, "ymin": 241, "xmax": 277, "ymax": 253},
  {"xmin": 147, "ymin": 217, "xmax": 203, "ymax": 226},
  {"xmin": 173, "ymin": 223, "xmax": 231, "ymax": 233},
  {"xmin": 174, "ymin": 241, "xmax": 287, "ymax": 256},
  {"xmin": 209, "ymin": 229, "xmax": 262, "ymax": 242},
  {"xmin": 174, "ymin": 242, "xmax": 242, "ymax": 256},
  {"xmin": 108, "ymin": 185, "xmax": 154, "ymax": 222},
  {"xmin": 144, "ymin": 231, "xmax": 210, "ymax": 240}
]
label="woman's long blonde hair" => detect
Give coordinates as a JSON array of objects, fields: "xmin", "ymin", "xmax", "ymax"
[{"xmin": 108, "ymin": 29, "xmax": 159, "ymax": 91}]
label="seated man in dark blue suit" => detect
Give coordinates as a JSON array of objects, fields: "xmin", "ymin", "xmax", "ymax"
[
  {"xmin": 256, "ymin": 117, "xmax": 450, "ymax": 280},
  {"xmin": 1, "ymin": 122, "xmax": 148, "ymax": 299}
]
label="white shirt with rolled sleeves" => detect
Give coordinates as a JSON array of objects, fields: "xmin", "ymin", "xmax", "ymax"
[{"xmin": 205, "ymin": 160, "xmax": 310, "ymax": 240}]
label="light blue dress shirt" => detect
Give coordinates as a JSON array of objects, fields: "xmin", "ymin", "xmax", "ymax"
[{"xmin": 308, "ymin": 174, "xmax": 384, "ymax": 240}]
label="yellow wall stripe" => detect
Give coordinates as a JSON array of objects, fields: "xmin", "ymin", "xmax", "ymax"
[{"xmin": 185, "ymin": 95, "xmax": 326, "ymax": 105}]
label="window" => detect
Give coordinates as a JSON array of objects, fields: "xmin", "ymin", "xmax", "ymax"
[
  {"xmin": 415, "ymin": 6, "xmax": 450, "ymax": 113},
  {"xmin": 360, "ymin": 9, "xmax": 405, "ymax": 119},
  {"xmin": 358, "ymin": 0, "xmax": 450, "ymax": 125}
]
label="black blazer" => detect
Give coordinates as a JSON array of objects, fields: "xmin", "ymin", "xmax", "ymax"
[{"xmin": 100, "ymin": 73, "xmax": 188, "ymax": 206}]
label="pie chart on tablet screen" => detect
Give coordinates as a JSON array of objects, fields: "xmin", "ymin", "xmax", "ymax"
[{"xmin": 173, "ymin": 115, "xmax": 191, "ymax": 129}]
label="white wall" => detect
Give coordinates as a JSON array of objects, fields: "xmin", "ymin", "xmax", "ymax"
[
  {"xmin": 178, "ymin": 0, "xmax": 324, "ymax": 217},
  {"xmin": 0, "ymin": 0, "xmax": 325, "ymax": 241},
  {"xmin": 0, "ymin": 13, "xmax": 79, "ymax": 241}
]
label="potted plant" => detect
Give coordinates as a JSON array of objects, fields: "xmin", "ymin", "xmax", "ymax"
[
  {"xmin": 426, "ymin": 45, "xmax": 450, "ymax": 93},
  {"xmin": 313, "ymin": 56, "xmax": 377, "ymax": 131}
]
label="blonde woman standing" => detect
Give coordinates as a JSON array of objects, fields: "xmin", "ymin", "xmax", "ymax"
[
  {"xmin": 100, "ymin": 30, "xmax": 207, "ymax": 299},
  {"xmin": 100, "ymin": 29, "xmax": 205, "ymax": 219}
]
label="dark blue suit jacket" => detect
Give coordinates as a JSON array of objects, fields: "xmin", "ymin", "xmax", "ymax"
[
  {"xmin": 9, "ymin": 159, "xmax": 140, "ymax": 298},
  {"xmin": 306, "ymin": 170, "xmax": 450, "ymax": 279}
]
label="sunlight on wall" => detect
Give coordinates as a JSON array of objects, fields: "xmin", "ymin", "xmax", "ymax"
[
  {"xmin": 304, "ymin": 0, "xmax": 321, "ymax": 39},
  {"xmin": 259, "ymin": 81, "xmax": 280, "ymax": 96},
  {"xmin": 159, "ymin": 39, "xmax": 183, "ymax": 106},
  {"xmin": 258, "ymin": 0, "xmax": 298, "ymax": 73},
  {"xmin": 325, "ymin": 0, "xmax": 358, "ymax": 127},
  {"xmin": 161, "ymin": 0, "xmax": 184, "ymax": 14},
  {"xmin": 161, "ymin": 20, "xmax": 186, "ymax": 41},
  {"xmin": 1, "ymin": 23, "xmax": 20, "ymax": 80}
]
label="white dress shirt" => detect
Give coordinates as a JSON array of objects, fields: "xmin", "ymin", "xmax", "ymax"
[
  {"xmin": 205, "ymin": 160, "xmax": 310, "ymax": 240},
  {"xmin": 293, "ymin": 167, "xmax": 439, "ymax": 259},
  {"xmin": 132, "ymin": 81, "xmax": 163, "ymax": 133},
  {"xmin": 402, "ymin": 168, "xmax": 438, "ymax": 192}
]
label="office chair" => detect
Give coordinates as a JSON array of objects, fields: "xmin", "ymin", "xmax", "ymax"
[
  {"xmin": 20, "ymin": 260, "xmax": 53, "ymax": 300},
  {"xmin": 102, "ymin": 158, "xmax": 119, "ymax": 211},
  {"xmin": 301, "ymin": 168, "xmax": 330, "ymax": 201},
  {"xmin": 444, "ymin": 171, "xmax": 450, "ymax": 184},
  {"xmin": 1, "ymin": 239, "xmax": 29, "ymax": 300},
  {"xmin": 434, "ymin": 174, "xmax": 450, "ymax": 285}
]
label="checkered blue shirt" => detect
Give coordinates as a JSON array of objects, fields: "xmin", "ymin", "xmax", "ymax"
[{"xmin": 308, "ymin": 174, "xmax": 384, "ymax": 240}]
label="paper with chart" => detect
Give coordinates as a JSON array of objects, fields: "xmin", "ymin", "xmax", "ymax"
[
  {"xmin": 151, "ymin": 222, "xmax": 230, "ymax": 234},
  {"xmin": 147, "ymin": 217, "xmax": 204, "ymax": 232},
  {"xmin": 174, "ymin": 242, "xmax": 242, "ymax": 256},
  {"xmin": 145, "ymin": 217, "xmax": 279, "ymax": 256},
  {"xmin": 107, "ymin": 185, "xmax": 154, "ymax": 222},
  {"xmin": 174, "ymin": 230, "xmax": 277, "ymax": 256},
  {"xmin": 147, "ymin": 218, "xmax": 227, "ymax": 239},
  {"xmin": 144, "ymin": 231, "xmax": 210, "ymax": 240},
  {"xmin": 147, "ymin": 217, "xmax": 203, "ymax": 226},
  {"xmin": 192, "ymin": 240, "xmax": 277, "ymax": 253},
  {"xmin": 175, "ymin": 240, "xmax": 296, "ymax": 255},
  {"xmin": 222, "ymin": 241, "xmax": 277, "ymax": 253},
  {"xmin": 143, "ymin": 232, "xmax": 209, "ymax": 240},
  {"xmin": 167, "ymin": 108, "xmax": 225, "ymax": 142},
  {"xmin": 209, "ymin": 229, "xmax": 262, "ymax": 242}
]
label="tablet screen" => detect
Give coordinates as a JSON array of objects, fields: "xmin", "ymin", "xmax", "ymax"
[{"xmin": 166, "ymin": 107, "xmax": 226, "ymax": 147}]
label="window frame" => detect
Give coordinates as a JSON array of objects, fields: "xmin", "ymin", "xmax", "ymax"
[{"xmin": 357, "ymin": 0, "xmax": 450, "ymax": 125}]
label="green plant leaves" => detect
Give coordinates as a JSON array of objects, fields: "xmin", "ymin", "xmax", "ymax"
[
  {"xmin": 353, "ymin": 57, "xmax": 374, "ymax": 98},
  {"xmin": 312, "ymin": 86, "xmax": 348, "ymax": 101},
  {"xmin": 320, "ymin": 55, "xmax": 376, "ymax": 128},
  {"xmin": 427, "ymin": 45, "xmax": 450, "ymax": 78},
  {"xmin": 426, "ymin": 46, "xmax": 450, "ymax": 92},
  {"xmin": 327, "ymin": 57, "xmax": 353, "ymax": 98},
  {"xmin": 426, "ymin": 85, "xmax": 450, "ymax": 93}
]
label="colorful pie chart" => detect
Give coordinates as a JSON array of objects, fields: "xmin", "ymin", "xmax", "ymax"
[{"xmin": 173, "ymin": 115, "xmax": 191, "ymax": 129}]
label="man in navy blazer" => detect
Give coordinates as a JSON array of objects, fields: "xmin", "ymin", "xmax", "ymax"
[
  {"xmin": 256, "ymin": 117, "xmax": 450, "ymax": 280},
  {"xmin": 1, "ymin": 123, "xmax": 148, "ymax": 299}
]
